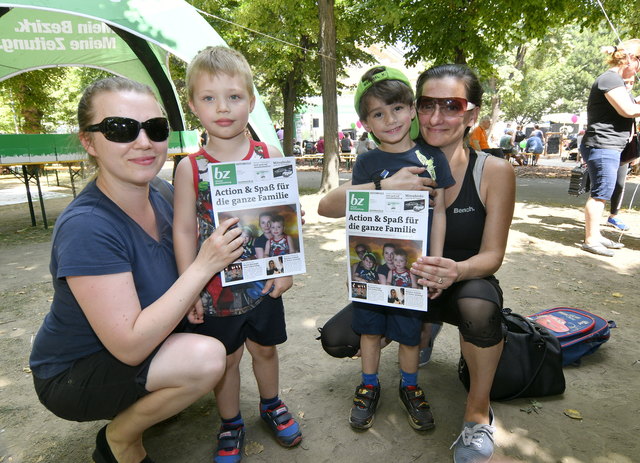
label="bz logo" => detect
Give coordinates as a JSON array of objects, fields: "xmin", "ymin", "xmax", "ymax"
[
  {"xmin": 211, "ymin": 165, "xmax": 236, "ymax": 186},
  {"xmin": 214, "ymin": 168, "xmax": 230, "ymax": 180},
  {"xmin": 348, "ymin": 192, "xmax": 369, "ymax": 212},
  {"xmin": 350, "ymin": 195, "xmax": 364, "ymax": 206}
]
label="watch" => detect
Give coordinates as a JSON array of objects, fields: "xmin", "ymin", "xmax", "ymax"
[{"xmin": 373, "ymin": 175, "xmax": 383, "ymax": 190}]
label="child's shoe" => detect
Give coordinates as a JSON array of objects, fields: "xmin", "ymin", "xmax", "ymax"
[
  {"xmin": 214, "ymin": 425, "xmax": 245, "ymax": 463},
  {"xmin": 260, "ymin": 400, "xmax": 302, "ymax": 447},
  {"xmin": 349, "ymin": 383, "xmax": 381, "ymax": 430},
  {"xmin": 399, "ymin": 382, "xmax": 435, "ymax": 430}
]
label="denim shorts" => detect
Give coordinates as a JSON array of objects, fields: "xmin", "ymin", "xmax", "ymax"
[
  {"xmin": 351, "ymin": 301, "xmax": 423, "ymax": 346},
  {"xmin": 580, "ymin": 146, "xmax": 621, "ymax": 200}
]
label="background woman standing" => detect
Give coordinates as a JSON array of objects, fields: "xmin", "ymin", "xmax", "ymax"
[{"xmin": 580, "ymin": 39, "xmax": 640, "ymax": 256}]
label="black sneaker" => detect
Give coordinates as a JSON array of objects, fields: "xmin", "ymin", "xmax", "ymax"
[
  {"xmin": 399, "ymin": 382, "xmax": 435, "ymax": 430},
  {"xmin": 349, "ymin": 383, "xmax": 381, "ymax": 430}
]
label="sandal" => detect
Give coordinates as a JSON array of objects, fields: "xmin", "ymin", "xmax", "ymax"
[{"xmin": 580, "ymin": 242, "xmax": 614, "ymax": 257}]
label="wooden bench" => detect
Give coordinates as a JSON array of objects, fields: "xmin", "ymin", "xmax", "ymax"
[{"xmin": 43, "ymin": 162, "xmax": 85, "ymax": 197}]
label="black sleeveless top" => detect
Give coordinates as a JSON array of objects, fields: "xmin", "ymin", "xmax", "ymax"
[{"xmin": 443, "ymin": 151, "xmax": 486, "ymax": 262}]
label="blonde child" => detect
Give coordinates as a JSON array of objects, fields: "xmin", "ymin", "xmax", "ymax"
[{"xmin": 173, "ymin": 46, "xmax": 301, "ymax": 463}]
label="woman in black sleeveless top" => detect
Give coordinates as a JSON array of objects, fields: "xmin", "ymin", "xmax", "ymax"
[
  {"xmin": 318, "ymin": 64, "xmax": 515, "ymax": 462},
  {"xmin": 410, "ymin": 64, "xmax": 515, "ymax": 462}
]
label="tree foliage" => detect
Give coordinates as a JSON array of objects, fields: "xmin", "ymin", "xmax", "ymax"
[
  {"xmin": 0, "ymin": 67, "xmax": 111, "ymax": 134},
  {"xmin": 498, "ymin": 25, "xmax": 617, "ymax": 124},
  {"xmin": 353, "ymin": 0, "xmax": 610, "ymax": 74},
  {"xmin": 187, "ymin": 0, "xmax": 377, "ymax": 155}
]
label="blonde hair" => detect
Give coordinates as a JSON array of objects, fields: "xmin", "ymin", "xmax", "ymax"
[
  {"xmin": 186, "ymin": 46, "xmax": 254, "ymax": 100},
  {"xmin": 602, "ymin": 39, "xmax": 640, "ymax": 67}
]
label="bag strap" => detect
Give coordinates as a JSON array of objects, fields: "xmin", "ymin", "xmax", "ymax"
[{"xmin": 499, "ymin": 310, "xmax": 550, "ymax": 401}]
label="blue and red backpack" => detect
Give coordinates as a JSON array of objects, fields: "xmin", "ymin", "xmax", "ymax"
[{"xmin": 528, "ymin": 307, "xmax": 616, "ymax": 366}]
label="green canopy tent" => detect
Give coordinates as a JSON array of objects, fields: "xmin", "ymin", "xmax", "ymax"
[
  {"xmin": 0, "ymin": 0, "xmax": 278, "ymax": 144},
  {"xmin": 0, "ymin": 0, "xmax": 279, "ymax": 227}
]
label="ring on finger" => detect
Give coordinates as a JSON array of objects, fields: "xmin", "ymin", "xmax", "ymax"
[{"xmin": 437, "ymin": 277, "xmax": 444, "ymax": 284}]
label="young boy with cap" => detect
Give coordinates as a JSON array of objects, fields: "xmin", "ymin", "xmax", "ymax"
[{"xmin": 347, "ymin": 66, "xmax": 455, "ymax": 431}]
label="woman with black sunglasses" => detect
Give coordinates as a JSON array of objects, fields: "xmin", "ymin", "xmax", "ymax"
[{"xmin": 29, "ymin": 77, "xmax": 244, "ymax": 463}]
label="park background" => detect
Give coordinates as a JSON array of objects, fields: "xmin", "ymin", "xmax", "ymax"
[{"xmin": 1, "ymin": 0, "xmax": 640, "ymax": 462}]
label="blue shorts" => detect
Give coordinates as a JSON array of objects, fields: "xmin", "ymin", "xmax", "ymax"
[
  {"xmin": 580, "ymin": 146, "xmax": 621, "ymax": 200},
  {"xmin": 351, "ymin": 301, "xmax": 423, "ymax": 346},
  {"xmin": 190, "ymin": 296, "xmax": 287, "ymax": 354}
]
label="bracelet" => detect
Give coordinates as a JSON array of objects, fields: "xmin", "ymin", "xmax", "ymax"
[{"xmin": 374, "ymin": 178, "xmax": 382, "ymax": 190}]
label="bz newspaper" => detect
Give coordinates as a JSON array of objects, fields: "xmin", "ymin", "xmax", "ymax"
[
  {"xmin": 208, "ymin": 157, "xmax": 305, "ymax": 286},
  {"xmin": 346, "ymin": 190, "xmax": 429, "ymax": 311}
]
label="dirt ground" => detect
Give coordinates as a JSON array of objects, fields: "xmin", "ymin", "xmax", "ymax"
[{"xmin": 0, "ymin": 164, "xmax": 639, "ymax": 463}]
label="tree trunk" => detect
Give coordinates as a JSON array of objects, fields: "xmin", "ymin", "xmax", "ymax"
[
  {"xmin": 317, "ymin": 0, "xmax": 340, "ymax": 194},
  {"xmin": 281, "ymin": 72, "xmax": 296, "ymax": 156},
  {"xmin": 18, "ymin": 81, "xmax": 44, "ymax": 134},
  {"xmin": 487, "ymin": 77, "xmax": 500, "ymax": 142}
]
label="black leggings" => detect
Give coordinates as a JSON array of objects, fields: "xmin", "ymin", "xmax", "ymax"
[
  {"xmin": 609, "ymin": 163, "xmax": 628, "ymax": 216},
  {"xmin": 318, "ymin": 277, "xmax": 505, "ymax": 358}
]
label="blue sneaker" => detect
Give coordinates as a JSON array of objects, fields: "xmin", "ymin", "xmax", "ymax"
[
  {"xmin": 214, "ymin": 425, "xmax": 245, "ymax": 463},
  {"xmin": 451, "ymin": 408, "xmax": 495, "ymax": 463},
  {"xmin": 260, "ymin": 400, "xmax": 302, "ymax": 447},
  {"xmin": 607, "ymin": 216, "xmax": 630, "ymax": 231}
]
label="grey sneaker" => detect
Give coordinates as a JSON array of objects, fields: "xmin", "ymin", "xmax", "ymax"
[
  {"xmin": 419, "ymin": 323, "xmax": 442, "ymax": 367},
  {"xmin": 451, "ymin": 408, "xmax": 495, "ymax": 463}
]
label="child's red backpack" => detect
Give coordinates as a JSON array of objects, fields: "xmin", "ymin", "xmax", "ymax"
[{"xmin": 528, "ymin": 307, "xmax": 616, "ymax": 366}]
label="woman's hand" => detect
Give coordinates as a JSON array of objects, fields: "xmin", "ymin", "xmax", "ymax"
[
  {"xmin": 263, "ymin": 275, "xmax": 293, "ymax": 298},
  {"xmin": 194, "ymin": 218, "xmax": 244, "ymax": 276},
  {"xmin": 411, "ymin": 256, "xmax": 460, "ymax": 291}
]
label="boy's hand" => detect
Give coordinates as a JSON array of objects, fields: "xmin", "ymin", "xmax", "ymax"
[
  {"xmin": 382, "ymin": 166, "xmax": 437, "ymax": 193},
  {"xmin": 262, "ymin": 276, "xmax": 293, "ymax": 298},
  {"xmin": 187, "ymin": 299, "xmax": 205, "ymax": 324}
]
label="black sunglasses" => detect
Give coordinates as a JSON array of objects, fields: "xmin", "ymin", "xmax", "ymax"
[{"xmin": 85, "ymin": 117, "xmax": 170, "ymax": 143}]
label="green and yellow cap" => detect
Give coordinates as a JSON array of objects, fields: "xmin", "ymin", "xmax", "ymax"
[{"xmin": 354, "ymin": 66, "xmax": 420, "ymax": 143}]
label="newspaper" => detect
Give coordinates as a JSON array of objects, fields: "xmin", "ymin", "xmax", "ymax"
[
  {"xmin": 208, "ymin": 157, "xmax": 305, "ymax": 286},
  {"xmin": 346, "ymin": 190, "xmax": 429, "ymax": 311}
]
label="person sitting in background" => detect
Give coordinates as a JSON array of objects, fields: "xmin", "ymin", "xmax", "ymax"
[
  {"xmin": 469, "ymin": 115, "xmax": 505, "ymax": 158},
  {"xmin": 525, "ymin": 134, "xmax": 544, "ymax": 166},
  {"xmin": 499, "ymin": 128, "xmax": 525, "ymax": 166}
]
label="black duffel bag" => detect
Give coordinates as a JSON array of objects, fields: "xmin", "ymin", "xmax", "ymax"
[{"xmin": 458, "ymin": 308, "xmax": 565, "ymax": 401}]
